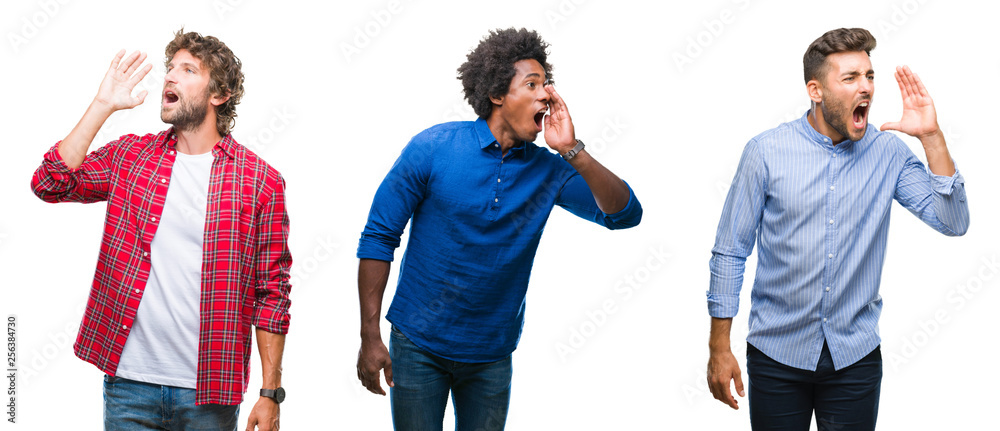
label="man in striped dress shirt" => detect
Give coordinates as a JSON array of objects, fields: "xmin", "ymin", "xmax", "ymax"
[{"xmin": 706, "ymin": 28, "xmax": 969, "ymax": 430}]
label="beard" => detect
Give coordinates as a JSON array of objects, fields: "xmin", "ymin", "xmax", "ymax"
[
  {"xmin": 820, "ymin": 93, "xmax": 867, "ymax": 142},
  {"xmin": 161, "ymin": 87, "xmax": 210, "ymax": 132}
]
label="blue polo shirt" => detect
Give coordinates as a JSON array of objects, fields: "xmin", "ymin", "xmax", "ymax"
[{"xmin": 358, "ymin": 118, "xmax": 642, "ymax": 362}]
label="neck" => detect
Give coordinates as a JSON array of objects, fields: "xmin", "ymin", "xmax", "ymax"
[
  {"xmin": 485, "ymin": 115, "xmax": 519, "ymax": 155},
  {"xmin": 807, "ymin": 104, "xmax": 845, "ymax": 145},
  {"xmin": 173, "ymin": 122, "xmax": 223, "ymax": 155}
]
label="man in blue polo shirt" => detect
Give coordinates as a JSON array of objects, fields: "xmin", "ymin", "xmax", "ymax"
[{"xmin": 355, "ymin": 28, "xmax": 641, "ymax": 430}]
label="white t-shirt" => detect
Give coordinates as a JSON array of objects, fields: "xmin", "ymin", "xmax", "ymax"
[{"xmin": 116, "ymin": 150, "xmax": 214, "ymax": 388}]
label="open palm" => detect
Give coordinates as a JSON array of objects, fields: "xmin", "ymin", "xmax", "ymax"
[
  {"xmin": 879, "ymin": 65, "xmax": 939, "ymax": 138},
  {"xmin": 94, "ymin": 50, "xmax": 153, "ymax": 111}
]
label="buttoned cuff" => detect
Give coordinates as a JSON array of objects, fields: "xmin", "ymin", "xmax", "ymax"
[
  {"xmin": 927, "ymin": 162, "xmax": 964, "ymax": 196},
  {"xmin": 707, "ymin": 292, "xmax": 739, "ymax": 318}
]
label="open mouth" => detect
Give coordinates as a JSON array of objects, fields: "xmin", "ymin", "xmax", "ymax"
[
  {"xmin": 163, "ymin": 90, "xmax": 179, "ymax": 105},
  {"xmin": 533, "ymin": 108, "xmax": 547, "ymax": 131},
  {"xmin": 852, "ymin": 100, "xmax": 869, "ymax": 129}
]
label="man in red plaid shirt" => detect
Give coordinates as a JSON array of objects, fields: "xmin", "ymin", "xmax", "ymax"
[{"xmin": 30, "ymin": 29, "xmax": 290, "ymax": 431}]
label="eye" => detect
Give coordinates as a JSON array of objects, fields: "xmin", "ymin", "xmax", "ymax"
[
  {"xmin": 186, "ymin": 68, "xmax": 195, "ymax": 74},
  {"xmin": 844, "ymin": 76, "xmax": 855, "ymax": 82},
  {"xmin": 526, "ymin": 82, "xmax": 536, "ymax": 89}
]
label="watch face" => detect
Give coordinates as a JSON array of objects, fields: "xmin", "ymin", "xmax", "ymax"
[{"xmin": 274, "ymin": 387, "xmax": 285, "ymax": 403}]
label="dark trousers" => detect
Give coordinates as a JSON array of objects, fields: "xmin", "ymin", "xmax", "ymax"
[{"xmin": 747, "ymin": 342, "xmax": 881, "ymax": 431}]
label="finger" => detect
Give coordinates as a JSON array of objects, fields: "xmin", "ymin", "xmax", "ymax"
[
  {"xmin": 384, "ymin": 362, "xmax": 394, "ymax": 388},
  {"xmin": 879, "ymin": 121, "xmax": 900, "ymax": 132},
  {"xmin": 903, "ymin": 65, "xmax": 930, "ymax": 98},
  {"xmin": 734, "ymin": 368, "xmax": 746, "ymax": 398},
  {"xmin": 109, "ymin": 49, "xmax": 126, "ymax": 72},
  {"xmin": 894, "ymin": 66, "xmax": 910, "ymax": 100},
  {"xmin": 118, "ymin": 50, "xmax": 142, "ymax": 73},
  {"xmin": 133, "ymin": 90, "xmax": 148, "ymax": 107},
  {"xmin": 124, "ymin": 52, "xmax": 147, "ymax": 77},
  {"xmin": 245, "ymin": 415, "xmax": 258, "ymax": 431},
  {"xmin": 545, "ymin": 85, "xmax": 566, "ymax": 113},
  {"xmin": 128, "ymin": 63, "xmax": 153, "ymax": 87}
]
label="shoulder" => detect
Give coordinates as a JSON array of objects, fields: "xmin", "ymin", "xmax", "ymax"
[{"xmin": 225, "ymin": 136, "xmax": 285, "ymax": 194}]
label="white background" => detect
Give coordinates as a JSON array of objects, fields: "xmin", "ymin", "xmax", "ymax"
[{"xmin": 1, "ymin": 0, "xmax": 996, "ymax": 429}]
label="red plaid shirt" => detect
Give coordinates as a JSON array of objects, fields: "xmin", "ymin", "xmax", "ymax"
[{"xmin": 31, "ymin": 129, "xmax": 292, "ymax": 405}]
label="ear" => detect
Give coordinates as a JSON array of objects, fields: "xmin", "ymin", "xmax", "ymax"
[
  {"xmin": 489, "ymin": 93, "xmax": 504, "ymax": 108},
  {"xmin": 211, "ymin": 92, "xmax": 231, "ymax": 107},
  {"xmin": 806, "ymin": 79, "xmax": 823, "ymax": 104}
]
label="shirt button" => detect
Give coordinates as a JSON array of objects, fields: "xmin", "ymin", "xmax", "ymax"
[
  {"xmin": 829, "ymin": 186, "xmax": 835, "ymax": 191},
  {"xmin": 494, "ymin": 198, "xmax": 499, "ymax": 203},
  {"xmin": 122, "ymin": 324, "xmax": 128, "ymax": 330},
  {"xmin": 161, "ymin": 178, "xmax": 167, "ymax": 184},
  {"xmin": 823, "ymin": 318, "xmax": 828, "ymax": 323},
  {"xmin": 495, "ymin": 144, "xmax": 499, "ymax": 148},
  {"xmin": 169, "ymin": 150, "xmax": 175, "ymax": 155},
  {"xmin": 832, "ymin": 154, "xmax": 837, "ymax": 158},
  {"xmin": 828, "ymin": 253, "xmax": 834, "ymax": 259},
  {"xmin": 151, "ymin": 217, "xmax": 157, "ymax": 222},
  {"xmin": 134, "ymin": 289, "xmax": 140, "ymax": 294},
  {"xmin": 826, "ymin": 286, "xmax": 831, "ymax": 292},
  {"xmin": 143, "ymin": 252, "xmax": 149, "ymax": 257},
  {"xmin": 497, "ymin": 178, "xmax": 501, "ymax": 183},
  {"xmin": 829, "ymin": 219, "xmax": 834, "ymax": 224}
]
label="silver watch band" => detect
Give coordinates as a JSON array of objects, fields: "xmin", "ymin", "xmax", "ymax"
[{"xmin": 562, "ymin": 139, "xmax": 585, "ymax": 161}]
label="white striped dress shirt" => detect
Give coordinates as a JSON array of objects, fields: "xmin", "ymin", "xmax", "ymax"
[{"xmin": 708, "ymin": 112, "xmax": 969, "ymax": 371}]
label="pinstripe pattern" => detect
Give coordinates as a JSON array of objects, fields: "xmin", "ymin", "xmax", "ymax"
[
  {"xmin": 31, "ymin": 129, "xmax": 292, "ymax": 405},
  {"xmin": 708, "ymin": 113, "xmax": 969, "ymax": 371}
]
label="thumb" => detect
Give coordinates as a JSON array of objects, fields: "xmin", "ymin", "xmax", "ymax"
[
  {"xmin": 134, "ymin": 90, "xmax": 148, "ymax": 106},
  {"xmin": 384, "ymin": 362, "xmax": 394, "ymax": 388},
  {"xmin": 734, "ymin": 368, "xmax": 745, "ymax": 398},
  {"xmin": 880, "ymin": 121, "xmax": 900, "ymax": 132}
]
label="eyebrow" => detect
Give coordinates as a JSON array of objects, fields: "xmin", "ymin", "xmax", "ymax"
[
  {"xmin": 168, "ymin": 61, "xmax": 200, "ymax": 70},
  {"xmin": 841, "ymin": 69, "xmax": 875, "ymax": 78},
  {"xmin": 522, "ymin": 72, "xmax": 543, "ymax": 81}
]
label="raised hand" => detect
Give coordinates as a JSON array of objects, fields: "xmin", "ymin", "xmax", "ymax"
[
  {"xmin": 543, "ymin": 84, "xmax": 576, "ymax": 154},
  {"xmin": 879, "ymin": 65, "xmax": 940, "ymax": 139},
  {"xmin": 94, "ymin": 49, "xmax": 153, "ymax": 111}
]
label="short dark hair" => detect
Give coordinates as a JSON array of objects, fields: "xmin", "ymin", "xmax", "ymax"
[
  {"xmin": 165, "ymin": 28, "xmax": 245, "ymax": 136},
  {"xmin": 457, "ymin": 28, "xmax": 553, "ymax": 118},
  {"xmin": 803, "ymin": 28, "xmax": 876, "ymax": 84}
]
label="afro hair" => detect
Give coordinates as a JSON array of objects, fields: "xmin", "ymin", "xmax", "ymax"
[{"xmin": 457, "ymin": 28, "xmax": 553, "ymax": 118}]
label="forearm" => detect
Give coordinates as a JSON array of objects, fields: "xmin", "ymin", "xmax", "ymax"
[
  {"xmin": 59, "ymin": 100, "xmax": 115, "ymax": 170},
  {"xmin": 358, "ymin": 258, "xmax": 391, "ymax": 343},
  {"xmin": 709, "ymin": 317, "xmax": 734, "ymax": 354},
  {"xmin": 566, "ymin": 149, "xmax": 630, "ymax": 214},
  {"xmin": 255, "ymin": 328, "xmax": 286, "ymax": 389},
  {"xmin": 918, "ymin": 130, "xmax": 955, "ymax": 177}
]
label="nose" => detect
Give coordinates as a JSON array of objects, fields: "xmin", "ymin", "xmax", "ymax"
[
  {"xmin": 859, "ymin": 77, "xmax": 873, "ymax": 95},
  {"xmin": 537, "ymin": 84, "xmax": 550, "ymax": 102},
  {"xmin": 164, "ymin": 68, "xmax": 178, "ymax": 85}
]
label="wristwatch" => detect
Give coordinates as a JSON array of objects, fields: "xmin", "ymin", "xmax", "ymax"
[
  {"xmin": 562, "ymin": 139, "xmax": 585, "ymax": 161},
  {"xmin": 260, "ymin": 387, "xmax": 286, "ymax": 404}
]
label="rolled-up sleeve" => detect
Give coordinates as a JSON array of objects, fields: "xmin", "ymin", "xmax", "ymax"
[
  {"xmin": 554, "ymin": 174, "xmax": 642, "ymax": 230},
  {"xmin": 357, "ymin": 137, "xmax": 432, "ymax": 262},
  {"xmin": 252, "ymin": 174, "xmax": 293, "ymax": 334},
  {"xmin": 31, "ymin": 140, "xmax": 118, "ymax": 203},
  {"xmin": 894, "ymin": 141, "xmax": 969, "ymax": 237},
  {"xmin": 708, "ymin": 140, "xmax": 767, "ymax": 318}
]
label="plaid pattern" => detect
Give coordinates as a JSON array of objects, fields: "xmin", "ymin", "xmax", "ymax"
[{"xmin": 31, "ymin": 129, "xmax": 292, "ymax": 405}]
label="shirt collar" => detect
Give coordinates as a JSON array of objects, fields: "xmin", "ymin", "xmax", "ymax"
[
  {"xmin": 474, "ymin": 117, "xmax": 527, "ymax": 154},
  {"xmin": 159, "ymin": 127, "xmax": 237, "ymax": 159},
  {"xmin": 798, "ymin": 110, "xmax": 869, "ymax": 150}
]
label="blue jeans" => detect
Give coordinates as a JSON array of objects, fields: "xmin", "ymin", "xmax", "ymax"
[
  {"xmin": 103, "ymin": 375, "xmax": 239, "ymax": 430},
  {"xmin": 747, "ymin": 342, "xmax": 881, "ymax": 431},
  {"xmin": 389, "ymin": 326, "xmax": 512, "ymax": 431}
]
